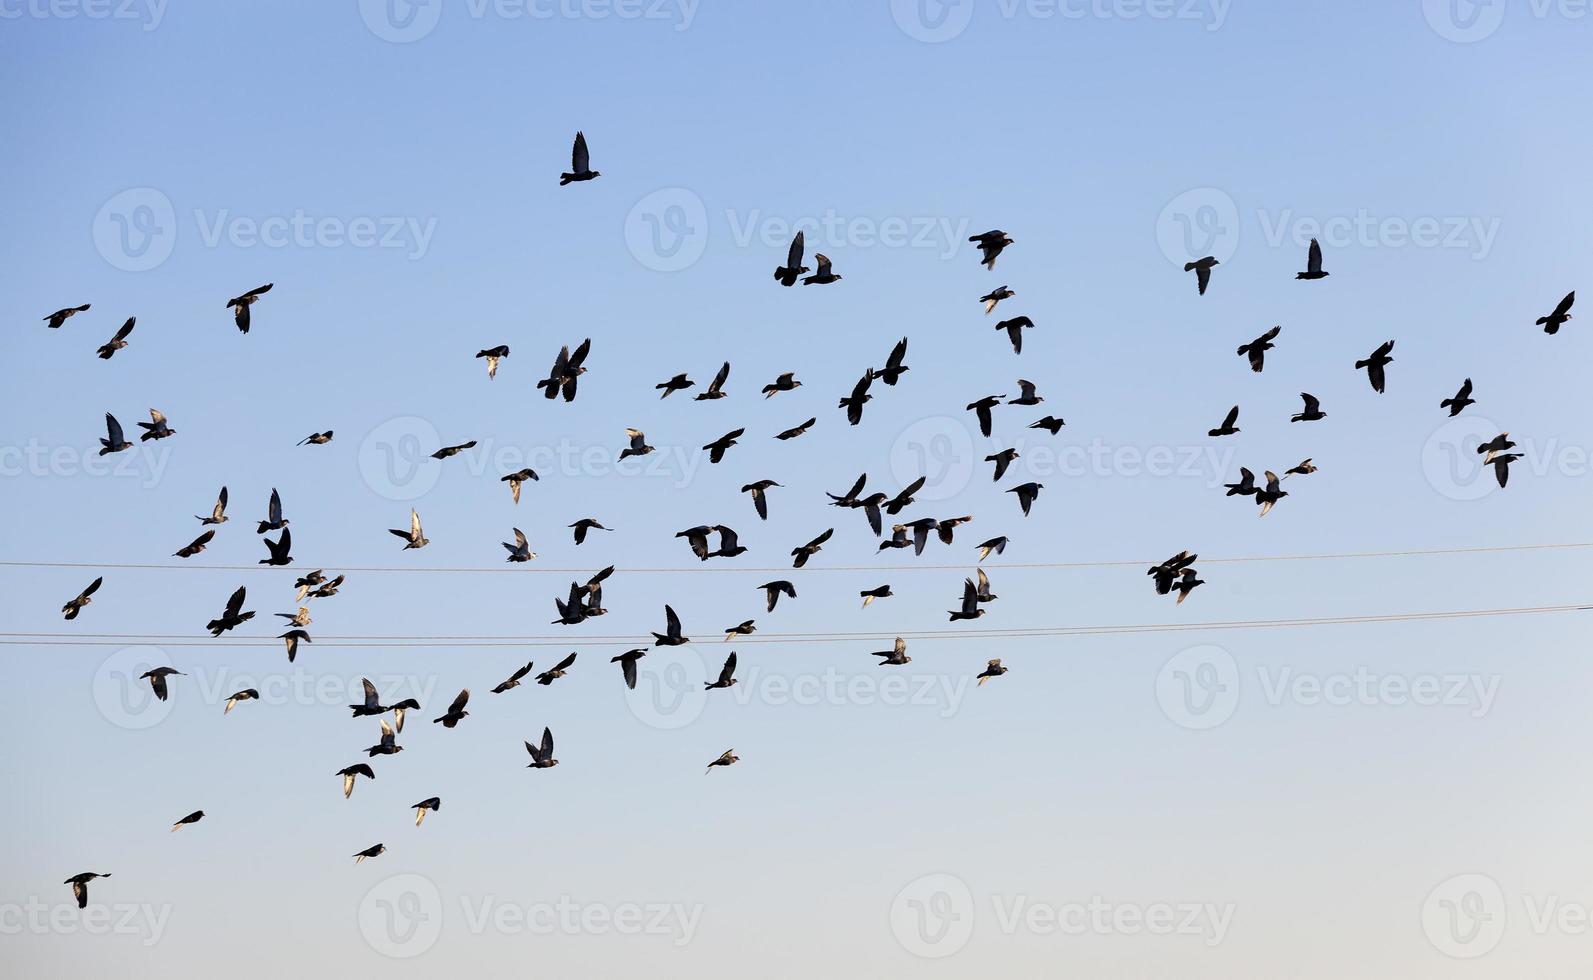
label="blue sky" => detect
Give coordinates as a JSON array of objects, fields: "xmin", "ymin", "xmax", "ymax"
[{"xmin": 5, "ymin": 1, "xmax": 1593, "ymax": 976}]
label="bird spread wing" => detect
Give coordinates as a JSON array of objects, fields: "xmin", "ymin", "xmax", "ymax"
[{"xmin": 572, "ymin": 131, "xmax": 590, "ymax": 172}]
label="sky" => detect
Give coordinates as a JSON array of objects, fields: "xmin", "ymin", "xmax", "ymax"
[{"xmin": 4, "ymin": 0, "xmax": 1593, "ymax": 976}]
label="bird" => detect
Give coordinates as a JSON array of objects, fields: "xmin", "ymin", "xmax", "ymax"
[
  {"xmin": 877, "ymin": 337, "xmax": 911, "ymax": 386},
  {"xmin": 338, "ymin": 764, "xmax": 375, "ymax": 799},
  {"xmin": 974, "ymin": 567, "xmax": 998, "ymax": 603},
  {"xmin": 1007, "ymin": 482, "xmax": 1043, "ymax": 516},
  {"xmin": 1284, "ymin": 458, "xmax": 1317, "ymax": 477},
  {"xmin": 501, "ymin": 468, "xmax": 538, "ymax": 504},
  {"xmin": 611, "ymin": 649, "xmax": 646, "ymax": 690},
  {"xmin": 136, "ymin": 407, "xmax": 174, "ymax": 441},
  {"xmin": 525, "ymin": 727, "xmax": 559, "ymax": 769},
  {"xmin": 433, "ymin": 690, "xmax": 470, "ymax": 728},
  {"xmin": 1538, "ymin": 291, "xmax": 1575, "ymax": 335},
  {"xmin": 226, "ymin": 283, "xmax": 272, "ymax": 333},
  {"xmin": 695, "ymin": 361, "xmax": 730, "ymax": 401},
  {"xmin": 308, "ymin": 574, "xmax": 344, "ymax": 601},
  {"xmin": 802, "ymin": 253, "xmax": 841, "ymax": 285},
  {"xmin": 205, "ymin": 587, "xmax": 255, "ymax": 636},
  {"xmin": 141, "ymin": 666, "xmax": 184, "ymax": 701},
  {"xmin": 775, "ymin": 417, "xmax": 816, "ymax": 440},
  {"xmin": 366, "ymin": 717, "xmax": 403, "ymax": 756},
  {"xmin": 257, "ymin": 488, "xmax": 288, "ymax": 534},
  {"xmin": 878, "ymin": 526, "xmax": 912, "ymax": 552},
  {"xmin": 1236, "ymin": 325, "xmax": 1281, "ymax": 373},
  {"xmin": 883, "ymin": 477, "xmax": 926, "ymax": 516},
  {"xmin": 703, "ymin": 428, "xmax": 744, "ymax": 464},
  {"xmin": 710, "ymin": 525, "xmax": 747, "ymax": 558},
  {"xmin": 431, "ymin": 440, "xmax": 477, "ymax": 459},
  {"xmin": 839, "ymin": 369, "xmax": 875, "ymax": 426},
  {"xmin": 1185, "ymin": 256, "xmax": 1218, "ymax": 295},
  {"xmin": 969, "ymin": 230, "xmax": 1013, "ymax": 269},
  {"xmin": 762, "ymin": 372, "xmax": 802, "ymax": 397},
  {"xmin": 949, "ymin": 579, "xmax": 986, "ymax": 622},
  {"xmin": 551, "ymin": 582, "xmax": 590, "ymax": 625},
  {"xmin": 389, "ymin": 698, "xmax": 421, "ymax": 734},
  {"xmin": 1492, "ymin": 452, "xmax": 1523, "ymax": 488},
  {"xmin": 981, "ymin": 285, "xmax": 1014, "ymax": 314},
  {"xmin": 995, "ymin": 316, "xmax": 1033, "ymax": 354},
  {"xmin": 503, "ymin": 528, "xmax": 535, "ymax": 563},
  {"xmin": 353, "ymin": 843, "xmax": 386, "ymax": 864},
  {"xmin": 1030, "ymin": 415, "xmax": 1065, "ymax": 435},
  {"xmin": 98, "ymin": 413, "xmax": 131, "ymax": 455},
  {"xmin": 934, "ymin": 519, "xmax": 970, "ymax": 549},
  {"xmin": 536, "ymin": 652, "xmax": 578, "ymax": 685},
  {"xmin": 280, "ymin": 629, "xmax": 310, "ymax": 663},
  {"xmin": 44, "ymin": 304, "xmax": 91, "ymax": 329},
  {"xmin": 224, "ymin": 688, "xmax": 259, "ymax": 714},
  {"xmin": 196, "ymin": 486, "xmax": 229, "ymax": 525},
  {"xmin": 976, "ymin": 536, "xmax": 1008, "ymax": 561},
  {"xmin": 1291, "ymin": 393, "xmax": 1326, "ymax": 423},
  {"xmin": 976, "ymin": 659, "xmax": 1008, "ymax": 685},
  {"xmin": 1255, "ymin": 471, "xmax": 1287, "ymax": 517},
  {"xmin": 615, "ymin": 427, "xmax": 656, "ymax": 464},
  {"xmin": 259, "ymin": 527, "xmax": 293, "ymax": 566},
  {"xmin": 1009, "ymin": 379, "xmax": 1043, "ymax": 406},
  {"xmin": 872, "ymin": 637, "xmax": 911, "ymax": 666},
  {"xmin": 791, "ymin": 528, "xmax": 834, "ymax": 568},
  {"xmin": 298, "ymin": 431, "xmax": 334, "ymax": 445},
  {"xmin": 827, "ymin": 473, "xmax": 868, "ymax": 509},
  {"xmin": 62, "ymin": 577, "xmax": 102, "ymax": 620},
  {"xmin": 676, "ymin": 525, "xmax": 714, "ymax": 561},
  {"xmin": 1224, "ymin": 467, "xmax": 1258, "ymax": 497},
  {"xmin": 774, "ymin": 230, "xmax": 808, "ymax": 286},
  {"xmin": 985, "ymin": 448, "xmax": 1020, "ymax": 481},
  {"xmin": 706, "ymin": 749, "xmax": 739, "ymax": 773},
  {"xmin": 412, "ymin": 798, "xmax": 441, "ymax": 826},
  {"xmin": 1296, "ymin": 238, "xmax": 1329, "ymax": 280},
  {"xmin": 1441, "ymin": 378, "xmax": 1476, "ymax": 417},
  {"xmin": 293, "ymin": 570, "xmax": 326, "ymax": 599},
  {"xmin": 1208, "ymin": 405, "xmax": 1241, "ymax": 437},
  {"xmin": 349, "ymin": 679, "xmax": 389, "ymax": 719},
  {"xmin": 491, "ymin": 661, "xmax": 535, "ymax": 695},
  {"xmin": 741, "ymin": 480, "xmax": 781, "ymax": 520},
  {"xmin": 537, "ymin": 338, "xmax": 591, "ymax": 402},
  {"xmin": 896, "ymin": 517, "xmax": 939, "ymax": 556},
  {"xmin": 1478, "ymin": 433, "xmax": 1516, "ymax": 463},
  {"xmin": 656, "ymin": 372, "xmax": 694, "ymax": 398},
  {"xmin": 705, "ymin": 651, "xmax": 738, "ymax": 690},
  {"xmin": 559, "ymin": 131, "xmax": 599, "ymax": 184},
  {"xmin": 724, "ymin": 620, "xmax": 756, "ymax": 641},
  {"xmin": 1148, "ymin": 551, "xmax": 1198, "ymax": 595},
  {"xmin": 389, "ymin": 509, "xmax": 428, "ymax": 550},
  {"xmin": 759, "ymin": 580, "xmax": 797, "ymax": 612},
  {"xmin": 967, "ymin": 395, "xmax": 1003, "ymax": 437},
  {"xmin": 95, "ymin": 317, "xmax": 135, "ymax": 359},
  {"xmin": 1355, "ymin": 340, "xmax": 1395, "ymax": 393},
  {"xmin": 64, "ymin": 872, "xmax": 111, "ymax": 908},
  {"xmin": 476, "ymin": 344, "xmax": 509, "ymax": 380},
  {"xmin": 860, "ymin": 584, "xmax": 893, "ymax": 608},
  {"xmin": 1174, "ymin": 568, "xmax": 1204, "ymax": 604}
]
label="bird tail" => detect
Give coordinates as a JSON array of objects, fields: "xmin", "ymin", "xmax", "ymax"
[{"xmin": 977, "ymin": 675, "xmax": 989, "ymax": 686}]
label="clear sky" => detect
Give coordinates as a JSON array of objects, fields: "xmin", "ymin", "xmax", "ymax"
[{"xmin": 5, "ymin": 1, "xmax": 1593, "ymax": 976}]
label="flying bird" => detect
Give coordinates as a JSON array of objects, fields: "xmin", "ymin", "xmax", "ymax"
[
  {"xmin": 95, "ymin": 317, "xmax": 135, "ymax": 359},
  {"xmin": 365, "ymin": 718, "xmax": 403, "ymax": 757},
  {"xmin": 525, "ymin": 727, "xmax": 559, "ymax": 769},
  {"xmin": 205, "ymin": 587, "xmax": 255, "ymax": 636},
  {"xmin": 503, "ymin": 528, "xmax": 536, "ymax": 563},
  {"xmin": 412, "ymin": 798, "xmax": 441, "ymax": 826},
  {"xmin": 1491, "ymin": 452, "xmax": 1523, "ymax": 488},
  {"xmin": 1236, "ymin": 325, "xmax": 1281, "ymax": 373},
  {"xmin": 141, "ymin": 666, "xmax": 184, "ymax": 701},
  {"xmin": 1174, "ymin": 568, "xmax": 1204, "ymax": 604},
  {"xmin": 724, "ymin": 620, "xmax": 756, "ymax": 641},
  {"xmin": 1296, "ymin": 238, "xmax": 1329, "ymax": 280},
  {"xmin": 1291, "ymin": 393, "xmax": 1326, "ymax": 423},
  {"xmin": 676, "ymin": 525, "xmax": 714, "ymax": 561},
  {"xmin": 883, "ymin": 477, "xmax": 926, "ymax": 516},
  {"xmin": 432, "ymin": 689, "xmax": 470, "ymax": 728},
  {"xmin": 259, "ymin": 528, "xmax": 293, "ymax": 566},
  {"xmin": 491, "ymin": 661, "xmax": 535, "ymax": 694},
  {"xmin": 705, "ymin": 651, "xmax": 738, "ymax": 690},
  {"xmin": 476, "ymin": 344, "xmax": 509, "ymax": 380},
  {"xmin": 872, "ymin": 637, "xmax": 911, "ymax": 666},
  {"xmin": 775, "ymin": 417, "xmax": 816, "ymax": 441},
  {"xmin": 976, "ymin": 536, "xmax": 1008, "ymax": 561},
  {"xmin": 1537, "ymin": 291, "xmax": 1575, "ymax": 335},
  {"xmin": 791, "ymin": 528, "xmax": 834, "ymax": 568},
  {"xmin": 1030, "ymin": 415, "xmax": 1065, "ymax": 435},
  {"xmin": 536, "ymin": 652, "xmax": 578, "ymax": 685},
  {"xmin": 974, "ymin": 567, "xmax": 998, "ymax": 603},
  {"xmin": 64, "ymin": 872, "xmax": 110, "ymax": 908},
  {"xmin": 353, "ymin": 843, "xmax": 386, "ymax": 864},
  {"xmin": 338, "ymin": 764, "xmax": 375, "ymax": 799},
  {"xmin": 390, "ymin": 509, "xmax": 428, "ymax": 550},
  {"xmin": 1224, "ymin": 467, "xmax": 1258, "ymax": 497},
  {"xmin": 226, "ymin": 283, "xmax": 272, "ymax": 333},
  {"xmin": 619, "ymin": 428, "xmax": 653, "ymax": 461},
  {"xmin": 762, "ymin": 372, "xmax": 802, "ymax": 397},
  {"xmin": 967, "ymin": 395, "xmax": 1002, "ymax": 437},
  {"xmin": 44, "ymin": 304, "xmax": 91, "ymax": 329},
  {"xmin": 1208, "ymin": 405, "xmax": 1240, "ymax": 437},
  {"xmin": 1009, "ymin": 379, "xmax": 1043, "ymax": 406},
  {"xmin": 257, "ymin": 488, "xmax": 288, "ymax": 534},
  {"xmin": 976, "ymin": 659, "xmax": 1008, "ymax": 685},
  {"xmin": 656, "ymin": 373, "xmax": 694, "ymax": 398},
  {"xmin": 1441, "ymin": 378, "xmax": 1476, "ymax": 417},
  {"xmin": 1284, "ymin": 458, "xmax": 1317, "ymax": 477},
  {"xmin": 706, "ymin": 749, "xmax": 739, "ymax": 773},
  {"xmin": 224, "ymin": 688, "xmax": 259, "ymax": 714},
  {"xmin": 981, "ymin": 285, "xmax": 1014, "ymax": 314},
  {"xmin": 1255, "ymin": 471, "xmax": 1288, "ymax": 517},
  {"xmin": 1355, "ymin": 340, "xmax": 1395, "ymax": 393},
  {"xmin": 995, "ymin": 316, "xmax": 1033, "ymax": 354},
  {"xmin": 1148, "ymin": 551, "xmax": 1198, "ymax": 596},
  {"xmin": 695, "ymin": 361, "xmax": 730, "ymax": 401},
  {"xmin": 431, "ymin": 440, "xmax": 477, "ymax": 459},
  {"xmin": 703, "ymin": 428, "xmax": 744, "ymax": 464},
  {"xmin": 741, "ymin": 480, "xmax": 781, "ymax": 520},
  {"xmin": 1007, "ymin": 481, "xmax": 1043, "ymax": 516},
  {"xmin": 280, "ymin": 629, "xmax": 310, "ymax": 662},
  {"xmin": 197, "ymin": 486, "xmax": 229, "ymax": 525},
  {"xmin": 98, "ymin": 413, "xmax": 131, "ymax": 455},
  {"xmin": 802, "ymin": 253, "xmax": 842, "ymax": 285},
  {"xmin": 611, "ymin": 649, "xmax": 646, "ymax": 690},
  {"xmin": 839, "ymin": 369, "xmax": 875, "ymax": 426},
  {"xmin": 860, "ymin": 584, "xmax": 893, "ymax": 608},
  {"xmin": 136, "ymin": 408, "xmax": 174, "ymax": 441},
  {"xmin": 501, "ymin": 468, "xmax": 538, "ymax": 504},
  {"xmin": 298, "ymin": 431, "xmax": 333, "ymax": 445},
  {"xmin": 559, "ymin": 131, "xmax": 600, "ymax": 184},
  {"xmin": 774, "ymin": 230, "xmax": 808, "ymax": 286},
  {"xmin": 537, "ymin": 338, "xmax": 591, "ymax": 402},
  {"xmin": 969, "ymin": 230, "xmax": 1013, "ymax": 269},
  {"xmin": 1477, "ymin": 433, "xmax": 1516, "ymax": 463},
  {"xmin": 349, "ymin": 679, "xmax": 388, "ymax": 719},
  {"xmin": 62, "ymin": 577, "xmax": 102, "ymax": 620},
  {"xmin": 877, "ymin": 338, "xmax": 911, "ymax": 386},
  {"xmin": 948, "ymin": 578, "xmax": 986, "ymax": 622},
  {"xmin": 1185, "ymin": 256, "xmax": 1218, "ymax": 295},
  {"xmin": 759, "ymin": 580, "xmax": 797, "ymax": 612}
]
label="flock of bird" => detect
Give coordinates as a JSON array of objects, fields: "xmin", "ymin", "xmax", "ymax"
[{"xmin": 44, "ymin": 130, "xmax": 1569, "ymax": 905}]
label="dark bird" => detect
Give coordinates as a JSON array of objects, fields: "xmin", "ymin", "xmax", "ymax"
[
  {"xmin": 197, "ymin": 486, "xmax": 229, "ymax": 525},
  {"xmin": 969, "ymin": 230, "xmax": 1013, "ymax": 269},
  {"xmin": 741, "ymin": 480, "xmax": 781, "ymax": 520},
  {"xmin": 205, "ymin": 587, "xmax": 255, "ymax": 636},
  {"xmin": 1492, "ymin": 452, "xmax": 1523, "ymax": 488},
  {"xmin": 1008, "ymin": 379, "xmax": 1043, "ymax": 406},
  {"xmin": 1185, "ymin": 256, "xmax": 1218, "ymax": 295},
  {"xmin": 476, "ymin": 344, "xmax": 509, "ymax": 380},
  {"xmin": 839, "ymin": 369, "xmax": 875, "ymax": 426},
  {"xmin": 310, "ymin": 574, "xmax": 345, "ymax": 600},
  {"xmin": 827, "ymin": 473, "xmax": 868, "ymax": 509},
  {"xmin": 389, "ymin": 698, "xmax": 420, "ymax": 734},
  {"xmin": 136, "ymin": 407, "xmax": 174, "ymax": 441},
  {"xmin": 338, "ymin": 764, "xmax": 375, "ymax": 799},
  {"xmin": 536, "ymin": 652, "xmax": 578, "ymax": 686},
  {"xmin": 1030, "ymin": 415, "xmax": 1065, "ymax": 435},
  {"xmin": 774, "ymin": 230, "xmax": 808, "ymax": 286},
  {"xmin": 656, "ymin": 373, "xmax": 694, "ymax": 398},
  {"xmin": 802, "ymin": 253, "xmax": 841, "ymax": 285},
  {"xmin": 618, "ymin": 427, "xmax": 654, "ymax": 462},
  {"xmin": 141, "ymin": 666, "xmax": 184, "ymax": 701},
  {"xmin": 64, "ymin": 872, "xmax": 110, "ymax": 909},
  {"xmin": 432, "ymin": 689, "xmax": 470, "ymax": 728},
  {"xmin": 353, "ymin": 843, "xmax": 386, "ymax": 864},
  {"xmin": 703, "ymin": 428, "xmax": 744, "ymax": 464},
  {"xmin": 967, "ymin": 395, "xmax": 1002, "ymax": 437},
  {"xmin": 762, "ymin": 371, "xmax": 802, "ymax": 397},
  {"xmin": 1478, "ymin": 432, "xmax": 1516, "ymax": 463},
  {"xmin": 981, "ymin": 285, "xmax": 1014, "ymax": 314},
  {"xmin": 860, "ymin": 584, "xmax": 893, "ymax": 608},
  {"xmin": 759, "ymin": 579, "xmax": 797, "ymax": 612},
  {"xmin": 857, "ymin": 493, "xmax": 888, "ymax": 536},
  {"xmin": 1355, "ymin": 340, "xmax": 1395, "ymax": 393},
  {"xmin": 257, "ymin": 488, "xmax": 288, "ymax": 534},
  {"xmin": 995, "ymin": 316, "xmax": 1033, "ymax": 354},
  {"xmin": 949, "ymin": 578, "xmax": 986, "ymax": 622},
  {"xmin": 501, "ymin": 468, "xmax": 538, "ymax": 504},
  {"xmin": 1255, "ymin": 470, "xmax": 1288, "ymax": 517},
  {"xmin": 873, "ymin": 637, "xmax": 911, "ymax": 666},
  {"xmin": 98, "ymin": 412, "xmax": 131, "ymax": 455},
  {"xmin": 938, "ymin": 515, "xmax": 975, "ymax": 547},
  {"xmin": 1296, "ymin": 238, "xmax": 1329, "ymax": 280},
  {"xmin": 491, "ymin": 661, "xmax": 535, "ymax": 694},
  {"xmin": 1291, "ymin": 393, "xmax": 1326, "ymax": 423},
  {"xmin": 1441, "ymin": 378, "xmax": 1476, "ymax": 417},
  {"xmin": 710, "ymin": 524, "xmax": 747, "ymax": 558},
  {"xmin": 1284, "ymin": 458, "xmax": 1317, "ymax": 477},
  {"xmin": 1224, "ymin": 467, "xmax": 1258, "ymax": 497},
  {"xmin": 1174, "ymin": 568, "xmax": 1204, "ymax": 604},
  {"xmin": 280, "ymin": 629, "xmax": 310, "ymax": 663},
  {"xmin": 366, "ymin": 717, "xmax": 403, "ymax": 756},
  {"xmin": 976, "ymin": 536, "xmax": 1008, "ymax": 561},
  {"xmin": 705, "ymin": 651, "xmax": 738, "ymax": 690},
  {"xmin": 259, "ymin": 528, "xmax": 293, "ymax": 566},
  {"xmin": 537, "ymin": 338, "xmax": 591, "ymax": 402},
  {"xmin": 294, "ymin": 570, "xmax": 327, "ymax": 598},
  {"xmin": 974, "ymin": 567, "xmax": 998, "ymax": 603},
  {"xmin": 96, "ymin": 317, "xmax": 135, "ymax": 359},
  {"xmin": 706, "ymin": 749, "xmax": 739, "ymax": 773},
  {"xmin": 611, "ymin": 649, "xmax": 646, "ymax": 690},
  {"xmin": 1236, "ymin": 325, "xmax": 1281, "ymax": 373},
  {"xmin": 431, "ymin": 440, "xmax": 477, "ymax": 459},
  {"xmin": 898, "ymin": 517, "xmax": 939, "ymax": 556},
  {"xmin": 775, "ymin": 417, "xmax": 816, "ymax": 440},
  {"xmin": 1007, "ymin": 481, "xmax": 1043, "ymax": 516},
  {"xmin": 877, "ymin": 337, "xmax": 911, "ymax": 386},
  {"xmin": 502, "ymin": 527, "xmax": 536, "ymax": 563},
  {"xmin": 883, "ymin": 477, "xmax": 926, "ymax": 516},
  {"xmin": 559, "ymin": 131, "xmax": 600, "ymax": 184},
  {"xmin": 1208, "ymin": 405, "xmax": 1241, "ymax": 437},
  {"xmin": 226, "ymin": 283, "xmax": 272, "ymax": 333},
  {"xmin": 224, "ymin": 688, "xmax": 259, "ymax": 713},
  {"xmin": 44, "ymin": 304, "xmax": 91, "ymax": 329},
  {"xmin": 976, "ymin": 659, "xmax": 1008, "ymax": 685},
  {"xmin": 412, "ymin": 797, "xmax": 441, "ymax": 826},
  {"xmin": 791, "ymin": 528, "xmax": 834, "ymax": 568},
  {"xmin": 878, "ymin": 526, "xmax": 912, "ymax": 551},
  {"xmin": 62, "ymin": 577, "xmax": 102, "ymax": 620},
  {"xmin": 1148, "ymin": 551, "xmax": 1198, "ymax": 596},
  {"xmin": 1538, "ymin": 291, "xmax": 1575, "ymax": 335},
  {"xmin": 551, "ymin": 582, "xmax": 589, "ymax": 625},
  {"xmin": 724, "ymin": 620, "xmax": 756, "ymax": 641},
  {"xmin": 525, "ymin": 727, "xmax": 559, "ymax": 769},
  {"xmin": 298, "ymin": 431, "xmax": 334, "ymax": 445},
  {"xmin": 349, "ymin": 679, "xmax": 388, "ymax": 719},
  {"xmin": 389, "ymin": 509, "xmax": 428, "ymax": 550},
  {"xmin": 695, "ymin": 361, "xmax": 730, "ymax": 401},
  {"xmin": 676, "ymin": 525, "xmax": 713, "ymax": 561}
]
